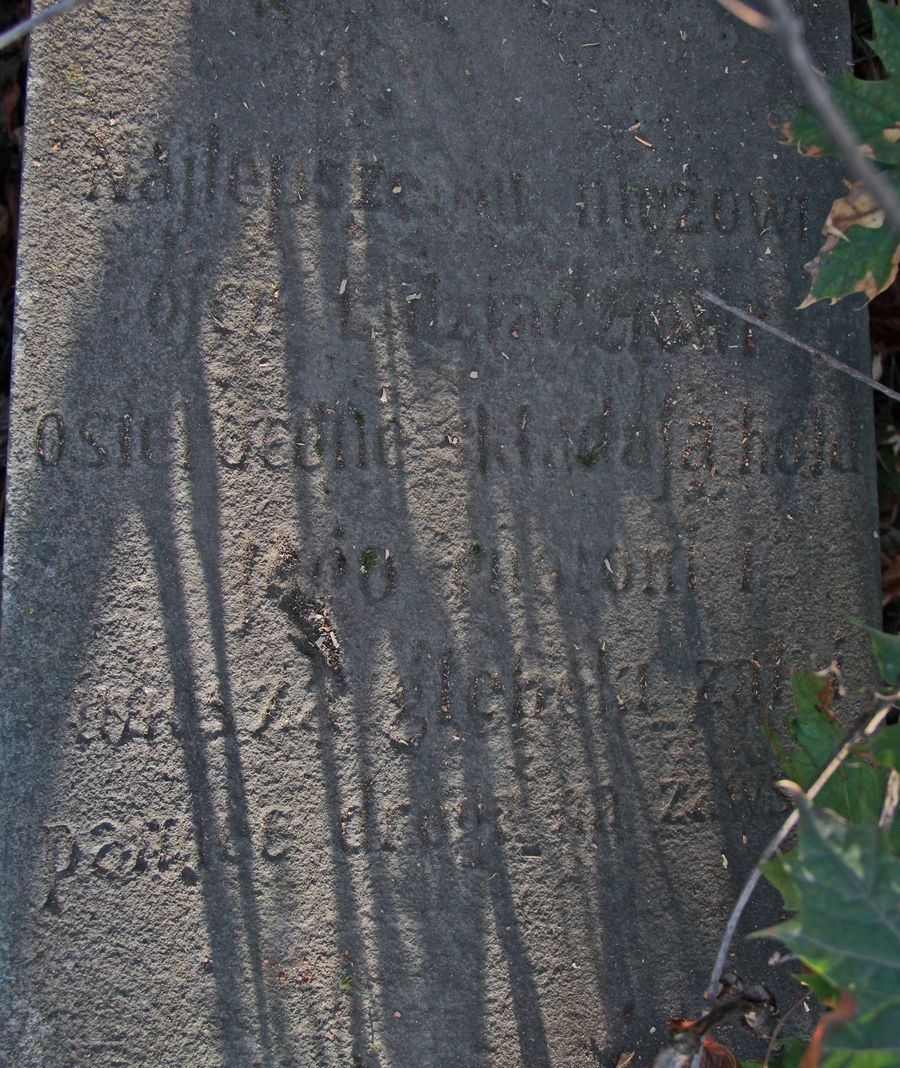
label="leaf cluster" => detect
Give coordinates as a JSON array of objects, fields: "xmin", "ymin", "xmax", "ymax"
[
  {"xmin": 778, "ymin": 3, "xmax": 900, "ymax": 305},
  {"xmin": 752, "ymin": 631, "xmax": 900, "ymax": 1068}
]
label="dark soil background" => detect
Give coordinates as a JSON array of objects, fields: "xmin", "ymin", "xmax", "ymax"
[{"xmin": 852, "ymin": 0, "xmax": 900, "ymax": 630}]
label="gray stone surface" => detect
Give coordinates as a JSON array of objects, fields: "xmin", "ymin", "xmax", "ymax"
[{"xmin": 0, "ymin": 2, "xmax": 881, "ymax": 1066}]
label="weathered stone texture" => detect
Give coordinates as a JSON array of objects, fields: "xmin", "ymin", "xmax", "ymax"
[{"xmin": 0, "ymin": 2, "xmax": 879, "ymax": 1066}]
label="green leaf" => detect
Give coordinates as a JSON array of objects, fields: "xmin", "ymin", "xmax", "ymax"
[
  {"xmin": 748, "ymin": 1012, "xmax": 900, "ymax": 1068},
  {"xmin": 780, "ymin": 3, "xmax": 900, "ymax": 307},
  {"xmin": 788, "ymin": 674, "xmax": 844, "ymax": 772},
  {"xmin": 865, "ymin": 627, "xmax": 900, "ymax": 687},
  {"xmin": 782, "ymin": 4, "xmax": 900, "ymax": 165},
  {"xmin": 787, "ymin": 78, "xmax": 900, "ymax": 165},
  {"xmin": 798, "ymin": 177, "xmax": 900, "ymax": 308},
  {"xmin": 802, "ymin": 968, "xmax": 842, "ymax": 1006},
  {"xmin": 754, "ymin": 802, "xmax": 900, "ymax": 1066},
  {"xmin": 817, "ymin": 997, "xmax": 900, "ymax": 1068},
  {"xmin": 871, "ymin": 1, "xmax": 900, "ymax": 80},
  {"xmin": 868, "ymin": 724, "xmax": 900, "ymax": 772},
  {"xmin": 762, "ymin": 852, "xmax": 801, "ymax": 910},
  {"xmin": 804, "ymin": 218, "xmax": 900, "ymax": 305},
  {"xmin": 769, "ymin": 674, "xmax": 886, "ymax": 826}
]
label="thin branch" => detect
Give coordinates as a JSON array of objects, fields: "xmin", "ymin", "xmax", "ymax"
[
  {"xmin": 689, "ymin": 694, "xmax": 897, "ymax": 1068},
  {"xmin": 704, "ymin": 694, "xmax": 896, "ymax": 1000},
  {"xmin": 716, "ymin": 0, "xmax": 900, "ymax": 233},
  {"xmin": 714, "ymin": 0, "xmax": 773, "ymax": 32},
  {"xmin": 762, "ymin": 993, "xmax": 808, "ymax": 1068},
  {"xmin": 879, "ymin": 767, "xmax": 899, "ymax": 834},
  {"xmin": 0, "ymin": 0, "xmax": 90, "ymax": 53},
  {"xmin": 655, "ymin": 992, "xmax": 773, "ymax": 1068},
  {"xmin": 698, "ymin": 289, "xmax": 900, "ymax": 404},
  {"xmin": 764, "ymin": 0, "xmax": 900, "ymax": 234}
]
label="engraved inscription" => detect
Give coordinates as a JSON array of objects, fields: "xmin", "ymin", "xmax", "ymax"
[
  {"xmin": 34, "ymin": 411, "xmax": 172, "ymax": 469},
  {"xmin": 82, "ymin": 127, "xmax": 808, "ymax": 241},
  {"xmin": 66, "ymin": 633, "xmax": 786, "ymax": 752},
  {"xmin": 39, "ymin": 816, "xmax": 197, "ymax": 913},
  {"xmin": 33, "ymin": 399, "xmax": 861, "ymax": 481}
]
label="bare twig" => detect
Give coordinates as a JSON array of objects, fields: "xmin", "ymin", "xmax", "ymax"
[
  {"xmin": 762, "ymin": 993, "xmax": 808, "ymax": 1068},
  {"xmin": 716, "ymin": 0, "xmax": 900, "ymax": 234},
  {"xmin": 653, "ymin": 991, "xmax": 774, "ymax": 1068},
  {"xmin": 703, "ymin": 694, "xmax": 897, "ymax": 1004},
  {"xmin": 689, "ymin": 694, "xmax": 898, "ymax": 1068},
  {"xmin": 879, "ymin": 768, "xmax": 899, "ymax": 834},
  {"xmin": 698, "ymin": 289, "xmax": 900, "ymax": 403},
  {"xmin": 714, "ymin": 0, "xmax": 772, "ymax": 32},
  {"xmin": 0, "ymin": 0, "xmax": 90, "ymax": 53}
]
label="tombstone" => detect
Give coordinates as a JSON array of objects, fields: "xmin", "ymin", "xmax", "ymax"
[{"xmin": 0, "ymin": 2, "xmax": 880, "ymax": 1066}]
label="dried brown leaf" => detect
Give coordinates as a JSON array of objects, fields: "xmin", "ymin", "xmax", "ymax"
[
  {"xmin": 663, "ymin": 1021, "xmax": 742, "ymax": 1068},
  {"xmin": 825, "ymin": 182, "xmax": 884, "ymax": 237}
]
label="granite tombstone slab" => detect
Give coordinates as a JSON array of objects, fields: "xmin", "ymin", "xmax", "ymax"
[{"xmin": 0, "ymin": 2, "xmax": 880, "ymax": 1066}]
